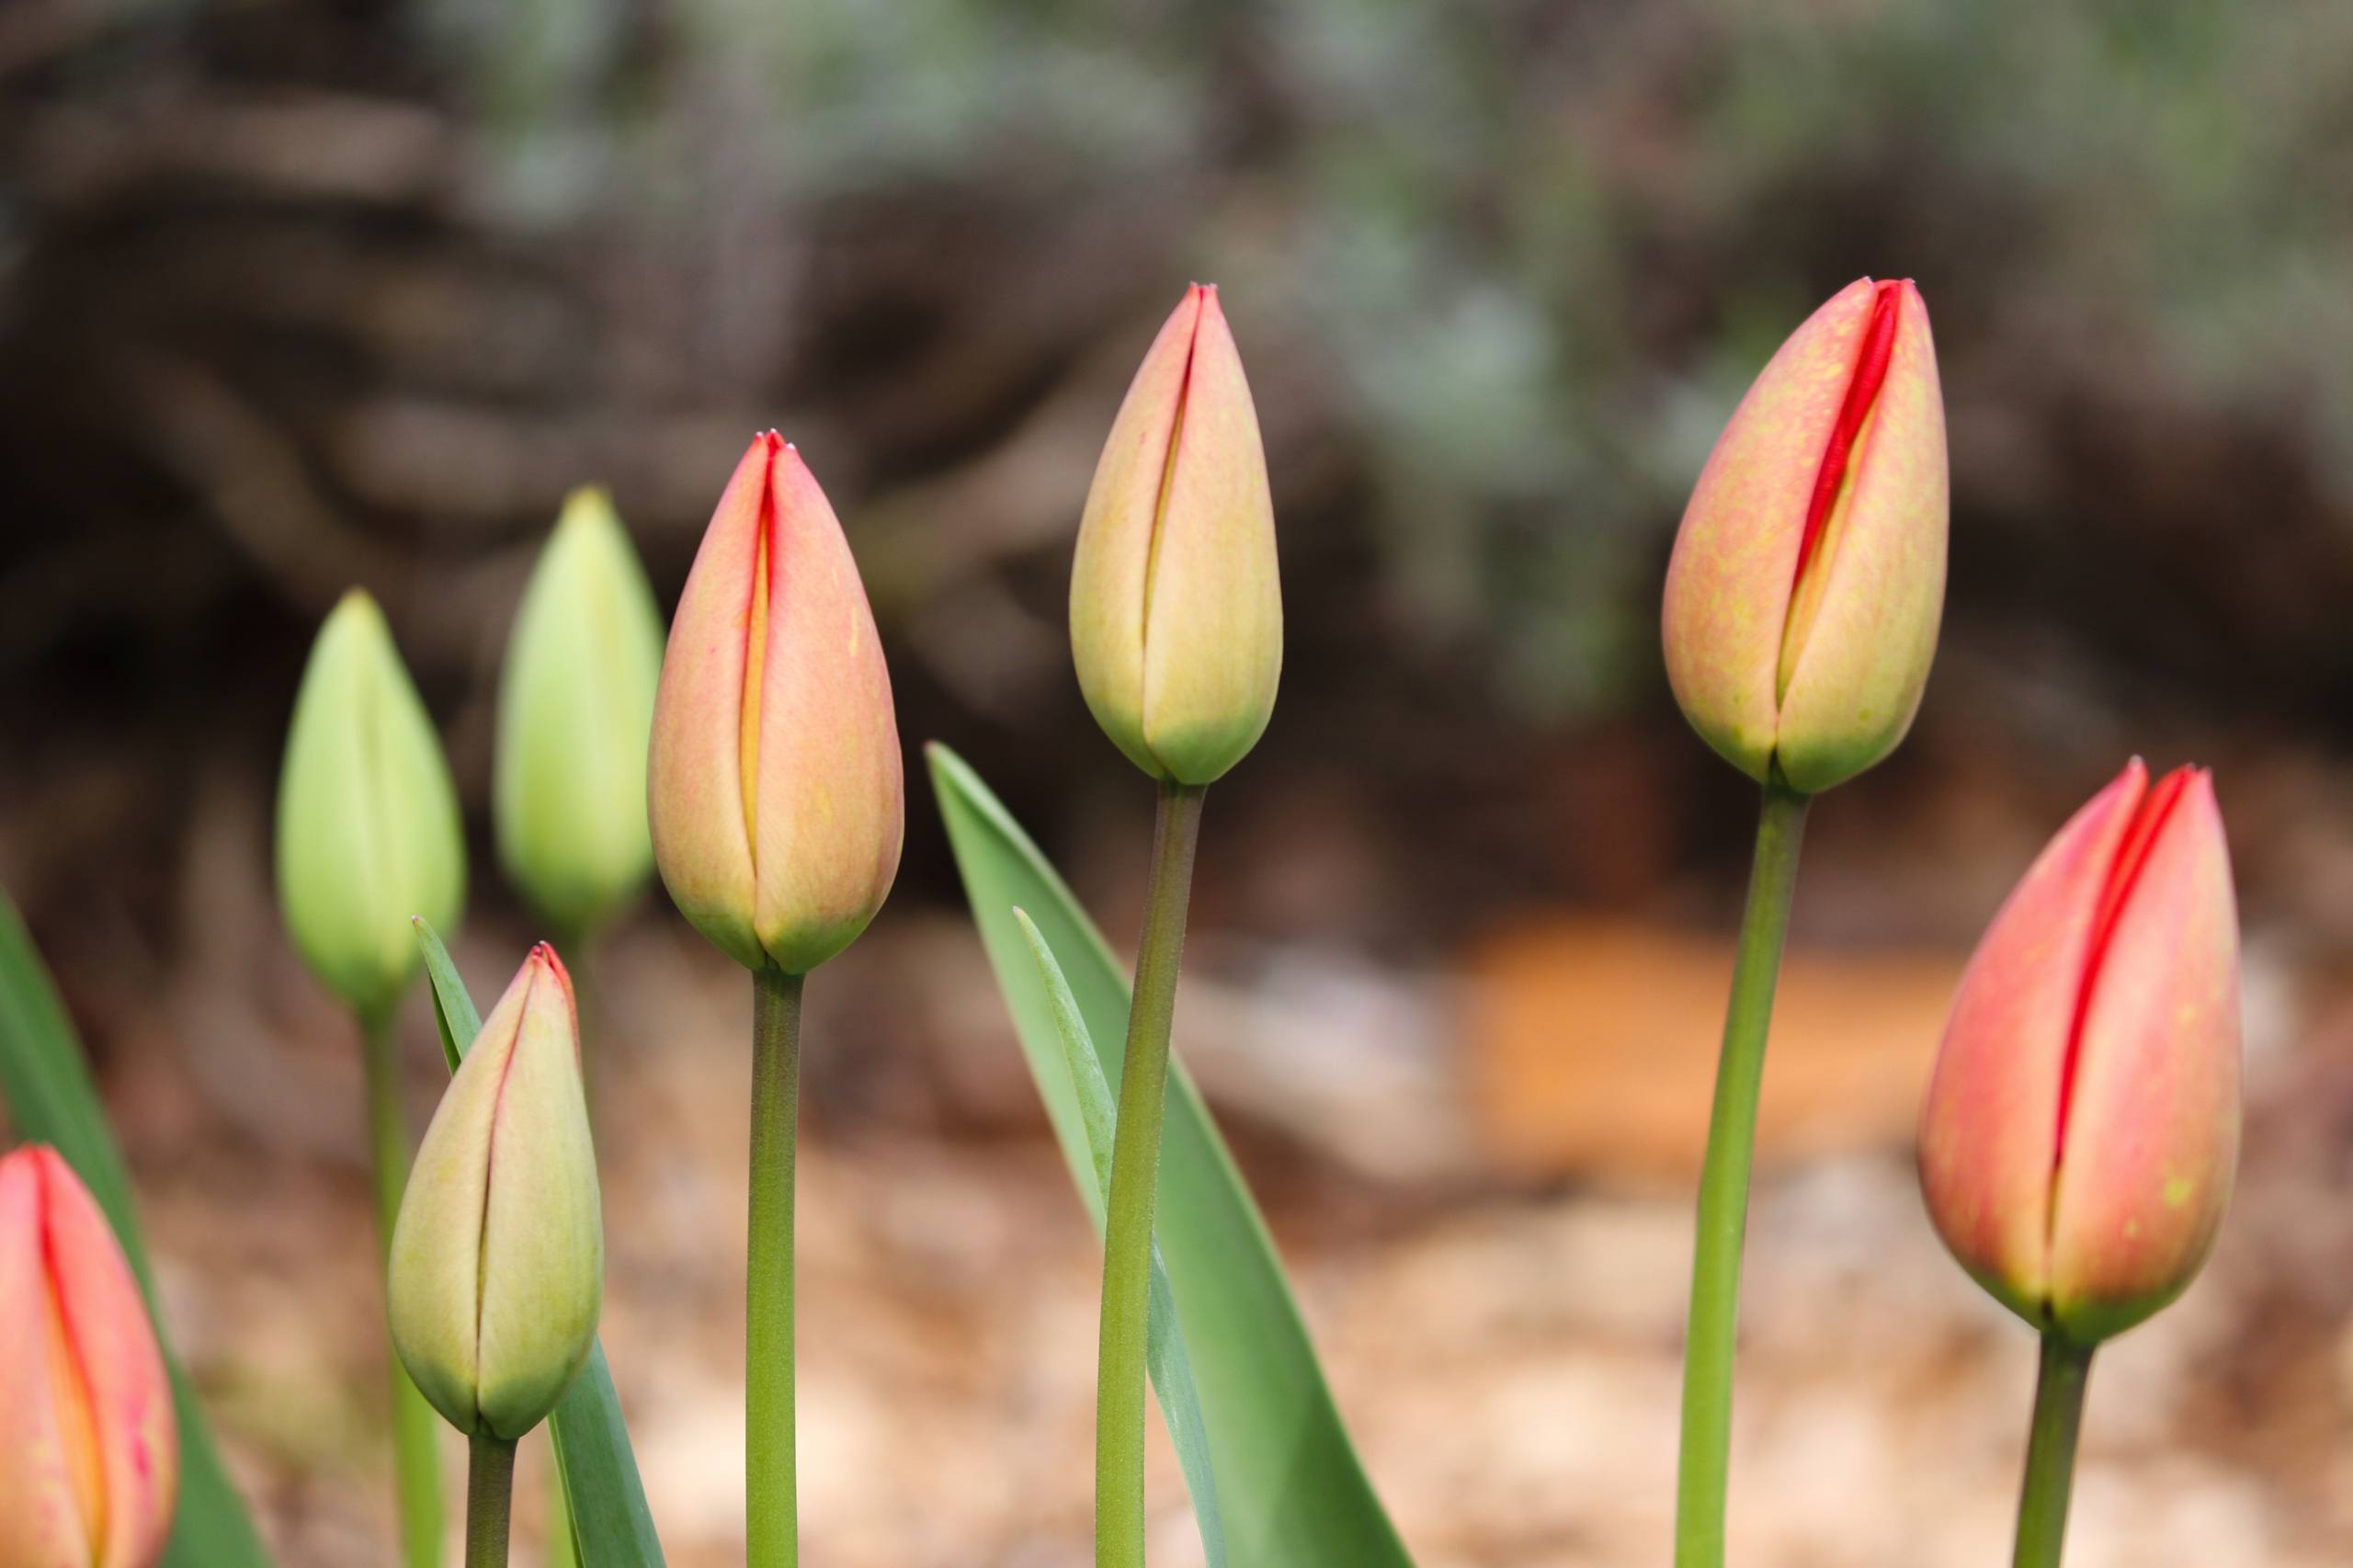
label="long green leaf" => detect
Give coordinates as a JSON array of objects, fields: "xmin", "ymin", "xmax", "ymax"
[
  {"xmin": 928, "ymin": 744, "xmax": 1416, "ymax": 1567},
  {"xmin": 414, "ymin": 918, "xmax": 667, "ymax": 1568},
  {"xmin": 0, "ymin": 889, "xmax": 274, "ymax": 1568},
  {"xmin": 1015, "ymin": 909, "xmax": 1229, "ymax": 1568}
]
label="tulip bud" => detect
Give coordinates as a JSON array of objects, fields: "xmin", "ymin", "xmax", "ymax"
[
  {"xmin": 495, "ymin": 487, "xmax": 666, "ymax": 937},
  {"xmin": 1661, "ymin": 278, "xmax": 1947, "ymax": 793},
  {"xmin": 388, "ymin": 944, "xmax": 601, "ymax": 1438},
  {"xmin": 646, "ymin": 435, "xmax": 904, "ymax": 974},
  {"xmin": 1919, "ymin": 760, "xmax": 2241, "ymax": 1345},
  {"xmin": 277, "ymin": 589, "xmax": 467, "ymax": 1018},
  {"xmin": 1070, "ymin": 283, "xmax": 1282, "ymax": 785},
  {"xmin": 0, "ymin": 1146, "xmax": 178, "ymax": 1568}
]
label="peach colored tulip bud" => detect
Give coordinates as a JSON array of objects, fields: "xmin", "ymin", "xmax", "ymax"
[
  {"xmin": 1070, "ymin": 283, "xmax": 1282, "ymax": 785},
  {"xmin": 1919, "ymin": 760, "xmax": 2241, "ymax": 1345},
  {"xmin": 1661, "ymin": 278, "xmax": 1947, "ymax": 793},
  {"xmin": 0, "ymin": 1146, "xmax": 178, "ymax": 1568},
  {"xmin": 647, "ymin": 435, "xmax": 905, "ymax": 974},
  {"xmin": 277, "ymin": 588, "xmax": 467, "ymax": 1017},
  {"xmin": 495, "ymin": 487, "xmax": 666, "ymax": 937},
  {"xmin": 389, "ymin": 944, "xmax": 602, "ymax": 1439}
]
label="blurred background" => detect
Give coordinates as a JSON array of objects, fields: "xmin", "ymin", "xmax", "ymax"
[{"xmin": 6, "ymin": 0, "xmax": 2353, "ymax": 1562}]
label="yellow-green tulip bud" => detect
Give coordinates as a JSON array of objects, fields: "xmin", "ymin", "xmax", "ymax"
[
  {"xmin": 276, "ymin": 589, "xmax": 466, "ymax": 1018},
  {"xmin": 388, "ymin": 943, "xmax": 601, "ymax": 1439},
  {"xmin": 1070, "ymin": 283, "xmax": 1282, "ymax": 785},
  {"xmin": 494, "ymin": 488, "xmax": 665, "ymax": 937},
  {"xmin": 1661, "ymin": 278, "xmax": 1948, "ymax": 793}
]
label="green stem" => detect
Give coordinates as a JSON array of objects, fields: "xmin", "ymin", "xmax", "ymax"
[
  {"xmin": 362, "ymin": 1008, "xmax": 446, "ymax": 1568},
  {"xmin": 465, "ymin": 1431, "xmax": 517, "ymax": 1568},
  {"xmin": 1096, "ymin": 780, "xmax": 1209, "ymax": 1568},
  {"xmin": 1673, "ymin": 780, "xmax": 1812, "ymax": 1568},
  {"xmin": 546, "ymin": 928, "xmax": 590, "ymax": 1568},
  {"xmin": 748, "ymin": 966, "xmax": 805, "ymax": 1568},
  {"xmin": 2013, "ymin": 1335, "xmax": 2095, "ymax": 1568}
]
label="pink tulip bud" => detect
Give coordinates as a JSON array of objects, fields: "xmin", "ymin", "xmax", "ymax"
[
  {"xmin": 1919, "ymin": 760, "xmax": 2242, "ymax": 1344},
  {"xmin": 1070, "ymin": 283, "xmax": 1282, "ymax": 785},
  {"xmin": 0, "ymin": 1147, "xmax": 178, "ymax": 1568},
  {"xmin": 1661, "ymin": 278, "xmax": 1948, "ymax": 793},
  {"xmin": 647, "ymin": 434, "xmax": 905, "ymax": 974}
]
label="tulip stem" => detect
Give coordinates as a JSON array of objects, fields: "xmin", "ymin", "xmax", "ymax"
[
  {"xmin": 748, "ymin": 965, "xmax": 805, "ymax": 1568},
  {"xmin": 2013, "ymin": 1334, "xmax": 2095, "ymax": 1568},
  {"xmin": 1674, "ymin": 778, "xmax": 1811, "ymax": 1568},
  {"xmin": 465, "ymin": 1431, "xmax": 518, "ymax": 1568},
  {"xmin": 546, "ymin": 935, "xmax": 589, "ymax": 1568},
  {"xmin": 361, "ymin": 1006, "xmax": 446, "ymax": 1568},
  {"xmin": 1096, "ymin": 779, "xmax": 1208, "ymax": 1568}
]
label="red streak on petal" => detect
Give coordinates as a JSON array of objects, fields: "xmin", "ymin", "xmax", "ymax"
[
  {"xmin": 2053, "ymin": 764, "xmax": 2199, "ymax": 1165},
  {"xmin": 1792, "ymin": 278, "xmax": 1904, "ymax": 589}
]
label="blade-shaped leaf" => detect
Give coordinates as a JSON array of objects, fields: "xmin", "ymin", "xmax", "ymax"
[
  {"xmin": 0, "ymin": 888, "xmax": 275, "ymax": 1568},
  {"xmin": 928, "ymin": 744, "xmax": 1416, "ymax": 1568},
  {"xmin": 415, "ymin": 918, "xmax": 666, "ymax": 1568},
  {"xmin": 1015, "ymin": 909, "xmax": 1228, "ymax": 1568}
]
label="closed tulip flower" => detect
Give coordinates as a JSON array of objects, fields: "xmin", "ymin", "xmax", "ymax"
[
  {"xmin": 1662, "ymin": 278, "xmax": 1947, "ymax": 794},
  {"xmin": 1920, "ymin": 759, "xmax": 2241, "ymax": 1345},
  {"xmin": 388, "ymin": 944, "xmax": 601, "ymax": 1440},
  {"xmin": 647, "ymin": 434, "xmax": 904, "ymax": 976},
  {"xmin": 495, "ymin": 487, "xmax": 666, "ymax": 937},
  {"xmin": 277, "ymin": 589, "xmax": 467, "ymax": 1018},
  {"xmin": 0, "ymin": 1146, "xmax": 178, "ymax": 1568},
  {"xmin": 1070, "ymin": 283, "xmax": 1282, "ymax": 786}
]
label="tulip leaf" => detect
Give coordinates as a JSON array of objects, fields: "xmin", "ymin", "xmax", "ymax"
[
  {"xmin": 415, "ymin": 918, "xmax": 667, "ymax": 1568},
  {"xmin": 927, "ymin": 744, "xmax": 1417, "ymax": 1568},
  {"xmin": 1014, "ymin": 909, "xmax": 1229, "ymax": 1568},
  {"xmin": 0, "ymin": 888, "xmax": 276, "ymax": 1568}
]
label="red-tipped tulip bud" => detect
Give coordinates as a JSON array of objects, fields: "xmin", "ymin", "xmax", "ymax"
[
  {"xmin": 388, "ymin": 945, "xmax": 602, "ymax": 1439},
  {"xmin": 0, "ymin": 1147, "xmax": 178, "ymax": 1568},
  {"xmin": 1662, "ymin": 278, "xmax": 1947, "ymax": 793},
  {"xmin": 647, "ymin": 435, "xmax": 905, "ymax": 974},
  {"xmin": 1920, "ymin": 760, "xmax": 2242, "ymax": 1345},
  {"xmin": 1070, "ymin": 283, "xmax": 1282, "ymax": 785}
]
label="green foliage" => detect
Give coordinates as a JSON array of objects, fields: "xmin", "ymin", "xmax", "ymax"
[
  {"xmin": 1014, "ymin": 908, "xmax": 1228, "ymax": 1568},
  {"xmin": 0, "ymin": 890, "xmax": 274, "ymax": 1568},
  {"xmin": 929, "ymin": 744, "xmax": 1416, "ymax": 1567}
]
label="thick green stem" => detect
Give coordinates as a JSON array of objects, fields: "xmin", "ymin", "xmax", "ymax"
[
  {"xmin": 2013, "ymin": 1335, "xmax": 2095, "ymax": 1568},
  {"xmin": 362, "ymin": 1008, "xmax": 445, "ymax": 1568},
  {"xmin": 1673, "ymin": 780, "xmax": 1811, "ymax": 1568},
  {"xmin": 1096, "ymin": 780, "xmax": 1208, "ymax": 1568},
  {"xmin": 465, "ymin": 1432, "xmax": 517, "ymax": 1568},
  {"xmin": 748, "ymin": 966, "xmax": 805, "ymax": 1568}
]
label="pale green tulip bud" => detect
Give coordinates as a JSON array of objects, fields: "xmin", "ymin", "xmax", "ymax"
[
  {"xmin": 276, "ymin": 589, "xmax": 466, "ymax": 1018},
  {"xmin": 389, "ymin": 943, "xmax": 601, "ymax": 1439},
  {"xmin": 1070, "ymin": 284, "xmax": 1282, "ymax": 785},
  {"xmin": 495, "ymin": 488, "xmax": 665, "ymax": 937}
]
